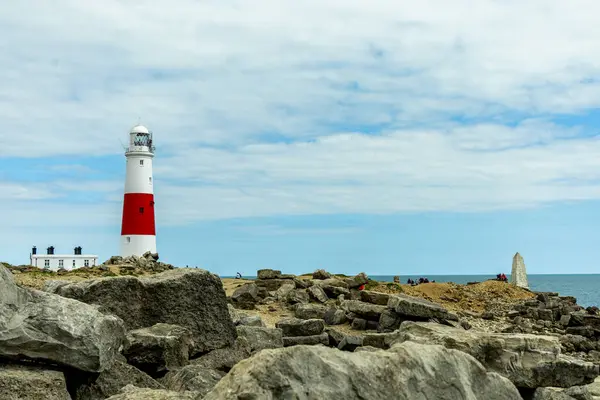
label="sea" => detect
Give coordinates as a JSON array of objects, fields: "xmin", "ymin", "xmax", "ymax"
[{"xmin": 225, "ymin": 274, "xmax": 600, "ymax": 308}]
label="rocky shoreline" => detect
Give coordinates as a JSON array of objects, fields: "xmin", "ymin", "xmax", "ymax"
[{"xmin": 2, "ymin": 258, "xmax": 600, "ymax": 399}]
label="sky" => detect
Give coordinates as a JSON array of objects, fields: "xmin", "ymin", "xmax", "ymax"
[{"xmin": 2, "ymin": 1, "xmax": 600, "ymax": 276}]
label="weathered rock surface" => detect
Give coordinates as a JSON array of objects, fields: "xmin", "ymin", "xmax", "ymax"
[
  {"xmin": 235, "ymin": 326, "xmax": 283, "ymax": 353},
  {"xmin": 45, "ymin": 268, "xmax": 236, "ymax": 356},
  {"xmin": 68, "ymin": 356, "xmax": 163, "ymax": 400},
  {"xmin": 276, "ymin": 318, "xmax": 325, "ymax": 337},
  {"xmin": 123, "ymin": 323, "xmax": 192, "ymax": 376},
  {"xmin": 342, "ymin": 300, "xmax": 386, "ymax": 320},
  {"xmin": 231, "ymin": 283, "xmax": 260, "ymax": 309},
  {"xmin": 308, "ymin": 285, "xmax": 329, "ymax": 303},
  {"xmin": 312, "ymin": 269, "xmax": 332, "ymax": 280},
  {"xmin": 161, "ymin": 366, "xmax": 225, "ymax": 397},
  {"xmin": 388, "ymin": 294, "xmax": 457, "ymax": 321},
  {"xmin": 360, "ymin": 290, "xmax": 391, "ymax": 305},
  {"xmin": 257, "ymin": 269, "xmax": 281, "ymax": 280},
  {"xmin": 105, "ymin": 384, "xmax": 200, "ymax": 400},
  {"xmin": 0, "ymin": 264, "xmax": 124, "ymax": 372},
  {"xmin": 324, "ymin": 308, "xmax": 347, "ymax": 325},
  {"xmin": 531, "ymin": 386, "xmax": 593, "ymax": 400},
  {"xmin": 283, "ymin": 332, "xmax": 329, "ymax": 347},
  {"xmin": 190, "ymin": 337, "xmax": 251, "ymax": 372},
  {"xmin": 396, "ymin": 321, "xmax": 600, "ymax": 388},
  {"xmin": 203, "ymin": 342, "xmax": 522, "ymax": 399},
  {"xmin": 0, "ymin": 363, "xmax": 71, "ymax": 400},
  {"xmin": 294, "ymin": 303, "xmax": 328, "ymax": 320}
]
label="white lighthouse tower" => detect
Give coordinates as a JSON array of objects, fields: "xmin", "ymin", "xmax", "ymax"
[{"xmin": 120, "ymin": 124, "xmax": 157, "ymax": 257}]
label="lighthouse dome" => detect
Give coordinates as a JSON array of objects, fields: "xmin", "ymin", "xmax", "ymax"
[{"xmin": 130, "ymin": 124, "xmax": 149, "ymax": 134}]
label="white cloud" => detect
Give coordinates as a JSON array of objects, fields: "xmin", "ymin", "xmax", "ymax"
[
  {"xmin": 1, "ymin": 0, "xmax": 600, "ymax": 231},
  {"xmin": 2, "ymin": 0, "xmax": 600, "ymax": 157}
]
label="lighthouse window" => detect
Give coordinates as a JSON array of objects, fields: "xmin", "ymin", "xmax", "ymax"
[
  {"xmin": 149, "ymin": 177, "xmax": 152, "ymax": 184},
  {"xmin": 139, "ymin": 207, "xmax": 144, "ymax": 214},
  {"xmin": 44, "ymin": 259, "xmax": 50, "ymax": 268},
  {"xmin": 72, "ymin": 260, "xmax": 76, "ymax": 267},
  {"xmin": 126, "ymin": 237, "xmax": 131, "ymax": 243},
  {"xmin": 84, "ymin": 259, "xmax": 89, "ymax": 267},
  {"xmin": 140, "ymin": 160, "xmax": 144, "ymax": 166},
  {"xmin": 58, "ymin": 260, "xmax": 64, "ymax": 267}
]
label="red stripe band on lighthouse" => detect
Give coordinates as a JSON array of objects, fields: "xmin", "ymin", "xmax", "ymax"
[
  {"xmin": 120, "ymin": 124, "xmax": 157, "ymax": 257},
  {"xmin": 121, "ymin": 193, "xmax": 155, "ymax": 235}
]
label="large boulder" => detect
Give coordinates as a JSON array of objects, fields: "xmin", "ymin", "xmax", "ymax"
[
  {"xmin": 203, "ymin": 342, "xmax": 522, "ymax": 399},
  {"xmin": 312, "ymin": 269, "xmax": 332, "ymax": 280},
  {"xmin": 0, "ymin": 363, "xmax": 71, "ymax": 400},
  {"xmin": 45, "ymin": 268, "xmax": 236, "ymax": 356},
  {"xmin": 0, "ymin": 265, "xmax": 124, "ymax": 372},
  {"xmin": 395, "ymin": 321, "xmax": 600, "ymax": 389},
  {"xmin": 123, "ymin": 323, "xmax": 193, "ymax": 377}
]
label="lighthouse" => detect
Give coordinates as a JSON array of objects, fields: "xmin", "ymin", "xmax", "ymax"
[{"xmin": 120, "ymin": 124, "xmax": 157, "ymax": 257}]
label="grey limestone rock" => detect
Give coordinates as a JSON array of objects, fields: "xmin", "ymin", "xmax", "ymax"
[
  {"xmin": 68, "ymin": 356, "xmax": 164, "ymax": 400},
  {"xmin": 202, "ymin": 342, "xmax": 522, "ymax": 400},
  {"xmin": 395, "ymin": 321, "xmax": 599, "ymax": 389},
  {"xmin": 276, "ymin": 318, "xmax": 325, "ymax": 337},
  {"xmin": 256, "ymin": 269, "xmax": 281, "ymax": 279},
  {"xmin": 235, "ymin": 326, "xmax": 283, "ymax": 353},
  {"xmin": 283, "ymin": 332, "xmax": 329, "ymax": 347},
  {"xmin": 160, "ymin": 366, "xmax": 225, "ymax": 397},
  {"xmin": 104, "ymin": 384, "xmax": 201, "ymax": 400},
  {"xmin": 123, "ymin": 323, "xmax": 193, "ymax": 377},
  {"xmin": 342, "ymin": 300, "xmax": 386, "ymax": 320},
  {"xmin": 46, "ymin": 268, "xmax": 236, "ymax": 356},
  {"xmin": 387, "ymin": 293, "xmax": 456, "ymax": 321},
  {"xmin": 307, "ymin": 285, "xmax": 329, "ymax": 303},
  {"xmin": 294, "ymin": 303, "xmax": 328, "ymax": 320},
  {"xmin": 0, "ymin": 265, "xmax": 124, "ymax": 372},
  {"xmin": 0, "ymin": 363, "xmax": 71, "ymax": 400}
]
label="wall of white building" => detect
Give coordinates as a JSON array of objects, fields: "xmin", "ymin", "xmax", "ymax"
[{"xmin": 30, "ymin": 255, "xmax": 99, "ymax": 271}]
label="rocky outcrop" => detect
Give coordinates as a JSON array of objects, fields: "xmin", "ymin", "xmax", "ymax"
[
  {"xmin": 123, "ymin": 324, "xmax": 193, "ymax": 377},
  {"xmin": 0, "ymin": 264, "xmax": 124, "ymax": 372},
  {"xmin": 395, "ymin": 321, "xmax": 600, "ymax": 389},
  {"xmin": 0, "ymin": 363, "xmax": 71, "ymax": 400},
  {"xmin": 312, "ymin": 269, "xmax": 332, "ymax": 280},
  {"xmin": 45, "ymin": 268, "xmax": 236, "ymax": 356},
  {"xmin": 103, "ymin": 252, "xmax": 174, "ymax": 274},
  {"xmin": 203, "ymin": 342, "xmax": 522, "ymax": 399}
]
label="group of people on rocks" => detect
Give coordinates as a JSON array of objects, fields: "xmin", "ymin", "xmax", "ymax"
[
  {"xmin": 406, "ymin": 277, "xmax": 435, "ymax": 285},
  {"xmin": 496, "ymin": 273, "xmax": 508, "ymax": 282}
]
